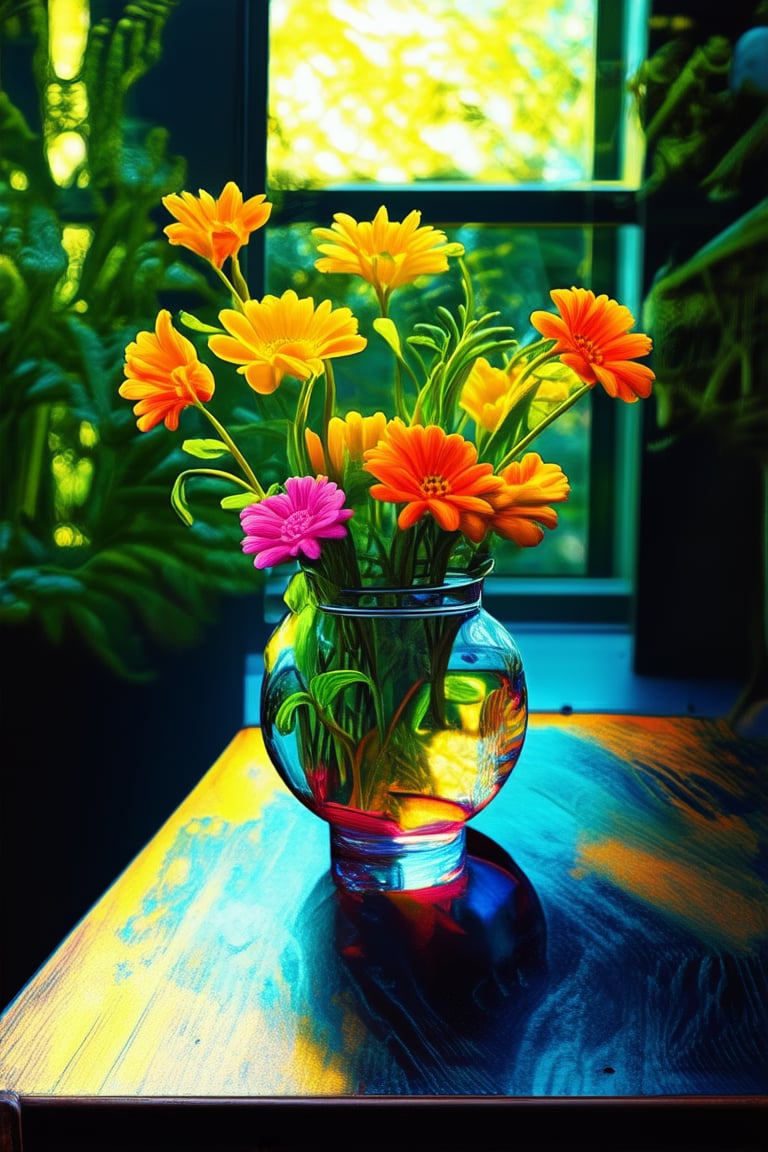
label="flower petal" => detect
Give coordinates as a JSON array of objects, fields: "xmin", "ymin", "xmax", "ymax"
[{"xmin": 529, "ymin": 287, "xmax": 655, "ymax": 402}]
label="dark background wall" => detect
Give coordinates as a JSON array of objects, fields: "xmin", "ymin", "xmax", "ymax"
[{"xmin": 634, "ymin": 0, "xmax": 766, "ymax": 681}]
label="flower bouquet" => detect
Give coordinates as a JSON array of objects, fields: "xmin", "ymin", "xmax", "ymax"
[{"xmin": 120, "ymin": 183, "xmax": 654, "ymax": 891}]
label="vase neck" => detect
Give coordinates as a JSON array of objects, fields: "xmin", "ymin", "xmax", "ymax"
[{"xmin": 313, "ymin": 572, "xmax": 486, "ymax": 618}]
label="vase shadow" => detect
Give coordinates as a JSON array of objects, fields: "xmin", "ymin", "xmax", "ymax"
[{"xmin": 291, "ymin": 828, "xmax": 549, "ymax": 1093}]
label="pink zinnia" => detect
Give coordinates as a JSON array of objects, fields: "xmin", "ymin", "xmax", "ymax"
[{"xmin": 240, "ymin": 476, "xmax": 353, "ymax": 569}]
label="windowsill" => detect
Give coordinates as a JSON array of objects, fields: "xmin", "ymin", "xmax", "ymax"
[
  {"xmin": 244, "ymin": 628, "xmax": 742, "ymax": 725},
  {"xmin": 497, "ymin": 627, "xmax": 741, "ymax": 717}
]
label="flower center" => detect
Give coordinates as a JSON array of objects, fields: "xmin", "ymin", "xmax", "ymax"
[
  {"xmin": 574, "ymin": 334, "xmax": 604, "ymax": 365},
  {"xmin": 268, "ymin": 337, "xmax": 315, "ymax": 357},
  {"xmin": 420, "ymin": 474, "xmax": 450, "ymax": 498},
  {"xmin": 282, "ymin": 509, "xmax": 312, "ymax": 540}
]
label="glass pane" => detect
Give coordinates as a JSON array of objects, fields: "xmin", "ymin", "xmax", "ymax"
[
  {"xmin": 268, "ymin": 0, "xmax": 597, "ymax": 188},
  {"xmin": 266, "ymin": 220, "xmax": 594, "ymax": 576}
]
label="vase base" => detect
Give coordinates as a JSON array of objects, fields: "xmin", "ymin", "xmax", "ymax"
[{"xmin": 330, "ymin": 825, "xmax": 467, "ymax": 893}]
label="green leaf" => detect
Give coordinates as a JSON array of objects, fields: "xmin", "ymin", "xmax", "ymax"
[
  {"xmin": 170, "ymin": 474, "xmax": 194, "ymax": 526},
  {"xmin": 529, "ymin": 359, "xmax": 579, "ymax": 381},
  {"xmin": 407, "ymin": 334, "xmax": 442, "ymax": 352},
  {"xmin": 444, "ymin": 674, "xmax": 486, "ymax": 704},
  {"xmin": 220, "ymin": 491, "xmax": 257, "ymax": 511},
  {"xmin": 6, "ymin": 569, "xmax": 85, "ymax": 597},
  {"xmin": 0, "ymin": 600, "xmax": 32, "ymax": 624},
  {"xmin": 283, "ymin": 570, "xmax": 313, "ymax": 614},
  {"xmin": 372, "ymin": 317, "xmax": 402, "ymax": 357},
  {"xmin": 64, "ymin": 601, "xmax": 151, "ymax": 681},
  {"xmin": 310, "ymin": 669, "xmax": 374, "ymax": 711},
  {"xmin": 177, "ymin": 310, "xmax": 223, "ymax": 335},
  {"xmin": 275, "ymin": 691, "xmax": 314, "ymax": 734},
  {"xmin": 83, "ymin": 548, "xmax": 152, "ymax": 578},
  {"xmin": 182, "ymin": 438, "xmax": 230, "ymax": 460},
  {"xmin": 24, "ymin": 368, "xmax": 73, "ymax": 403}
]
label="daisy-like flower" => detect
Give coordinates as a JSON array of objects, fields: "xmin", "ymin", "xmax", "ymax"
[
  {"xmin": 120, "ymin": 309, "xmax": 215, "ymax": 432},
  {"xmin": 208, "ymin": 289, "xmax": 367, "ymax": 395},
  {"xmin": 312, "ymin": 206, "xmax": 464, "ymax": 309},
  {"xmin": 240, "ymin": 476, "xmax": 353, "ymax": 569},
  {"xmin": 363, "ymin": 419, "xmax": 503, "ymax": 533},
  {"xmin": 162, "ymin": 182, "xmax": 272, "ymax": 269},
  {"xmin": 305, "ymin": 410, "xmax": 388, "ymax": 480},
  {"xmin": 530, "ymin": 287, "xmax": 655, "ymax": 403},
  {"xmin": 461, "ymin": 452, "xmax": 570, "ymax": 546}
]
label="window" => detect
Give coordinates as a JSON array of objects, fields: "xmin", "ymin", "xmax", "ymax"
[
  {"xmin": 246, "ymin": 0, "xmax": 651, "ymax": 625},
  {"xmin": 9, "ymin": 0, "xmax": 651, "ymax": 632}
]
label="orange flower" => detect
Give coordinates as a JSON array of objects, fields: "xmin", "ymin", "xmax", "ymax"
[
  {"xmin": 363, "ymin": 419, "xmax": 503, "ymax": 533},
  {"xmin": 305, "ymin": 411, "xmax": 388, "ymax": 479},
  {"xmin": 312, "ymin": 206, "xmax": 464, "ymax": 306},
  {"xmin": 120, "ymin": 309, "xmax": 215, "ymax": 432},
  {"xmin": 162, "ymin": 182, "xmax": 272, "ymax": 269},
  {"xmin": 462, "ymin": 452, "xmax": 570, "ymax": 546},
  {"xmin": 530, "ymin": 287, "xmax": 655, "ymax": 402},
  {"xmin": 208, "ymin": 289, "xmax": 367, "ymax": 395}
]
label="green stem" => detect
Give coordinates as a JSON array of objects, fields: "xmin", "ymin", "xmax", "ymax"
[
  {"xmin": 380, "ymin": 676, "xmax": 426, "ymax": 756},
  {"xmin": 497, "ymin": 380, "xmax": 594, "ymax": 470},
  {"xmin": 20, "ymin": 406, "xmax": 49, "ymax": 521},
  {"xmin": 230, "ymin": 255, "xmax": 250, "ymax": 303},
  {"xmin": 178, "ymin": 466, "xmax": 254, "ymax": 487},
  {"xmin": 480, "ymin": 344, "xmax": 555, "ymax": 458},
  {"xmin": 350, "ymin": 727, "xmax": 377, "ymax": 810},
  {"xmin": 377, "ymin": 294, "xmax": 416, "ymax": 421},
  {"xmin": 291, "ymin": 374, "xmax": 317, "ymax": 474},
  {"xmin": 212, "ymin": 263, "xmax": 246, "ymax": 309},
  {"xmin": 193, "ymin": 398, "xmax": 265, "ymax": 497},
  {"xmin": 392, "ymin": 357, "xmax": 410, "ymax": 422},
  {"xmin": 322, "ymin": 359, "xmax": 336, "ymax": 440},
  {"xmin": 317, "ymin": 707, "xmax": 358, "ymax": 787}
]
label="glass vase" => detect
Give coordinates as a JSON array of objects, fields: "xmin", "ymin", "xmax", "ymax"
[{"xmin": 260, "ymin": 570, "xmax": 528, "ymax": 893}]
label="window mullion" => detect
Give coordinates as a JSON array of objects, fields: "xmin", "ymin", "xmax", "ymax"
[{"xmin": 271, "ymin": 187, "xmax": 642, "ymax": 228}]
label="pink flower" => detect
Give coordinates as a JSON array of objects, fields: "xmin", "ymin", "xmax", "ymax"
[{"xmin": 240, "ymin": 476, "xmax": 353, "ymax": 569}]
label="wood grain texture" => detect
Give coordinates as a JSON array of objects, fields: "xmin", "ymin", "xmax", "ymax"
[{"xmin": 0, "ymin": 715, "xmax": 766, "ymax": 1101}]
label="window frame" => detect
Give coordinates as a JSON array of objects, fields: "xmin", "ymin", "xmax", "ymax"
[{"xmin": 241, "ymin": 0, "xmax": 650, "ymax": 627}]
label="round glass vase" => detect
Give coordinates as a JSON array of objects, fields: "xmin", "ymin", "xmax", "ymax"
[{"xmin": 260, "ymin": 570, "xmax": 528, "ymax": 894}]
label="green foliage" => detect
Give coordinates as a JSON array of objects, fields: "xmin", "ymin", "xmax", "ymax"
[
  {"xmin": 632, "ymin": 22, "xmax": 768, "ymax": 454},
  {"xmin": 0, "ymin": 0, "xmax": 258, "ymax": 679},
  {"xmin": 275, "ymin": 669, "xmax": 376, "ymax": 735}
]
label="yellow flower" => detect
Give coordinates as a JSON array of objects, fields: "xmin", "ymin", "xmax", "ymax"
[
  {"xmin": 460, "ymin": 358, "xmax": 512, "ymax": 432},
  {"xmin": 208, "ymin": 289, "xmax": 367, "ymax": 395},
  {"xmin": 162, "ymin": 182, "xmax": 272, "ymax": 269},
  {"xmin": 461, "ymin": 357, "xmax": 573, "ymax": 434},
  {"xmin": 306, "ymin": 411, "xmax": 388, "ymax": 480},
  {"xmin": 312, "ymin": 205, "xmax": 464, "ymax": 308}
]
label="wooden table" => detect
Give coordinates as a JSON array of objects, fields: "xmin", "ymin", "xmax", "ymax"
[{"xmin": 1, "ymin": 713, "xmax": 766, "ymax": 1150}]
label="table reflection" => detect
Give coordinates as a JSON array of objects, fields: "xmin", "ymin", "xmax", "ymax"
[{"xmin": 291, "ymin": 829, "xmax": 548, "ymax": 1093}]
